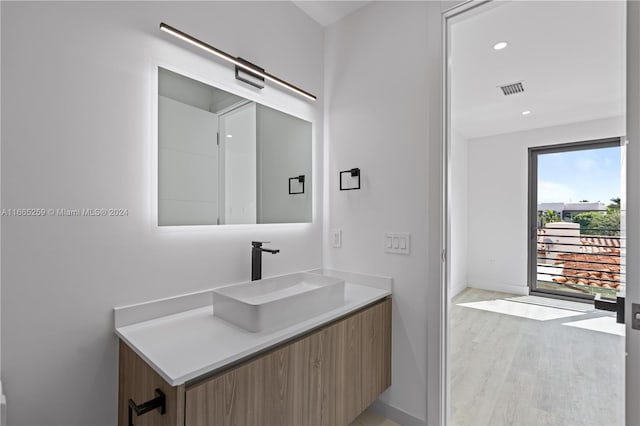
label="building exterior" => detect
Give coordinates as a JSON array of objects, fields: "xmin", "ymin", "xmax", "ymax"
[{"xmin": 538, "ymin": 201, "xmax": 607, "ymax": 223}]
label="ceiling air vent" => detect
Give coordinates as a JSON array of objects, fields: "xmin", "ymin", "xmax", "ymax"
[{"xmin": 499, "ymin": 81, "xmax": 524, "ymax": 96}]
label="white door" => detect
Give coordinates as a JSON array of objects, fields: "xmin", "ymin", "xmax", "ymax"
[
  {"xmin": 158, "ymin": 96, "xmax": 219, "ymax": 226},
  {"xmin": 626, "ymin": 2, "xmax": 640, "ymax": 424},
  {"xmin": 219, "ymin": 103, "xmax": 257, "ymax": 224}
]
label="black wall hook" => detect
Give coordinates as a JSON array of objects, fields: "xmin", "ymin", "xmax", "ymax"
[{"xmin": 339, "ymin": 168, "xmax": 360, "ymax": 190}]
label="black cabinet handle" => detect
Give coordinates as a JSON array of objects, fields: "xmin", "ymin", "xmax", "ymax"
[{"xmin": 128, "ymin": 389, "xmax": 166, "ymax": 426}]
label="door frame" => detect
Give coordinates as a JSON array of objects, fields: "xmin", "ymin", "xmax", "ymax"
[
  {"xmin": 626, "ymin": 2, "xmax": 639, "ymax": 424},
  {"xmin": 527, "ymin": 137, "xmax": 624, "ymax": 301},
  {"xmin": 440, "ymin": 1, "xmax": 492, "ymax": 424},
  {"xmin": 440, "ymin": 1, "xmax": 636, "ymax": 425}
]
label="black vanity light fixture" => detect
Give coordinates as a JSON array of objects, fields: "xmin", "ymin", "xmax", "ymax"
[
  {"xmin": 339, "ymin": 168, "xmax": 361, "ymax": 191},
  {"xmin": 235, "ymin": 57, "xmax": 265, "ymax": 89},
  {"xmin": 289, "ymin": 175, "xmax": 305, "ymax": 195},
  {"xmin": 159, "ymin": 23, "xmax": 317, "ymax": 101}
]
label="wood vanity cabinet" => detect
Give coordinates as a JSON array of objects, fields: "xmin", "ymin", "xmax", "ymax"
[{"xmin": 118, "ymin": 297, "xmax": 391, "ymax": 426}]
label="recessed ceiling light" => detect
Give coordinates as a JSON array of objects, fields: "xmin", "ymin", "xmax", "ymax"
[
  {"xmin": 493, "ymin": 42, "xmax": 508, "ymax": 50},
  {"xmin": 226, "ymin": 134, "xmax": 233, "ymax": 138},
  {"xmin": 522, "ymin": 110, "xmax": 531, "ymax": 115}
]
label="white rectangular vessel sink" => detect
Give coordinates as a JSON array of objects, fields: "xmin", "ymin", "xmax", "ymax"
[{"xmin": 213, "ymin": 273, "xmax": 345, "ymax": 332}]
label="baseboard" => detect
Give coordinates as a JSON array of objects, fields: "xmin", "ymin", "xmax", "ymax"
[
  {"xmin": 369, "ymin": 400, "xmax": 426, "ymax": 426},
  {"xmin": 467, "ymin": 281, "xmax": 529, "ymax": 296},
  {"xmin": 450, "ymin": 283, "xmax": 467, "ymax": 299}
]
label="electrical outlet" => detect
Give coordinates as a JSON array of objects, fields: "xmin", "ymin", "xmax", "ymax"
[
  {"xmin": 332, "ymin": 229, "xmax": 342, "ymax": 248},
  {"xmin": 384, "ymin": 232, "xmax": 410, "ymax": 255}
]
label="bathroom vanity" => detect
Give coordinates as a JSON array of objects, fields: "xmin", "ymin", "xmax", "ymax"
[{"xmin": 115, "ymin": 271, "xmax": 392, "ymax": 426}]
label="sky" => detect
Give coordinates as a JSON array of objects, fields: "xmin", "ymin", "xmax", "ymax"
[{"xmin": 538, "ymin": 146, "xmax": 621, "ymax": 204}]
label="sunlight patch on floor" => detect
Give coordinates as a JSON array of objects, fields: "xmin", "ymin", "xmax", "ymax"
[
  {"xmin": 563, "ymin": 315, "xmax": 625, "ymax": 336},
  {"xmin": 457, "ymin": 299, "xmax": 585, "ymax": 321}
]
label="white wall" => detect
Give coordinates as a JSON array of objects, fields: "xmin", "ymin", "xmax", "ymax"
[
  {"xmin": 466, "ymin": 116, "xmax": 624, "ymax": 295},
  {"xmin": 158, "ymin": 96, "xmax": 220, "ymax": 225},
  {"xmin": 0, "ymin": 2, "xmax": 323, "ymax": 425},
  {"xmin": 450, "ymin": 130, "xmax": 468, "ymax": 299},
  {"xmin": 158, "ymin": 67, "xmax": 216, "ymax": 112},
  {"xmin": 257, "ymin": 104, "xmax": 312, "ymax": 223},
  {"xmin": 324, "ymin": 2, "xmax": 445, "ymax": 423}
]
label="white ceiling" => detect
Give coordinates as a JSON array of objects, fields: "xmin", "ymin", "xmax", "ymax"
[
  {"xmin": 451, "ymin": 1, "xmax": 625, "ymax": 140},
  {"xmin": 292, "ymin": 1, "xmax": 370, "ymax": 27}
]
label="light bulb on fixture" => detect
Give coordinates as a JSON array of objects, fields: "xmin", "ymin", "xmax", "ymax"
[
  {"xmin": 493, "ymin": 42, "xmax": 508, "ymax": 50},
  {"xmin": 522, "ymin": 110, "xmax": 531, "ymax": 115}
]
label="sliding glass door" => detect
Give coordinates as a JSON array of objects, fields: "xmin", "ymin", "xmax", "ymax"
[{"xmin": 528, "ymin": 138, "xmax": 625, "ymax": 299}]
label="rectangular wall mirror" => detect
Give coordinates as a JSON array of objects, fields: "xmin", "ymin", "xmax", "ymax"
[{"xmin": 158, "ymin": 67, "xmax": 312, "ymax": 226}]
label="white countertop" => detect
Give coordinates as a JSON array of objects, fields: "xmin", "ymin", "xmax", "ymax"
[{"xmin": 114, "ymin": 270, "xmax": 391, "ymax": 386}]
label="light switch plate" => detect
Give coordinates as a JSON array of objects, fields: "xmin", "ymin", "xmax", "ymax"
[
  {"xmin": 384, "ymin": 232, "xmax": 410, "ymax": 255},
  {"xmin": 332, "ymin": 229, "xmax": 342, "ymax": 248}
]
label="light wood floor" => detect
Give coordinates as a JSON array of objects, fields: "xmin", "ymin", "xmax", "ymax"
[
  {"xmin": 451, "ymin": 288, "xmax": 624, "ymax": 426},
  {"xmin": 348, "ymin": 409, "xmax": 399, "ymax": 426}
]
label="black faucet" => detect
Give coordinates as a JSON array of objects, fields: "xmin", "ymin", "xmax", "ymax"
[{"xmin": 251, "ymin": 241, "xmax": 279, "ymax": 281}]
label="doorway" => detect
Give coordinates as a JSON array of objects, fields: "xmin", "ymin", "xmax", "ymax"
[{"xmin": 443, "ymin": 1, "xmax": 627, "ymax": 425}]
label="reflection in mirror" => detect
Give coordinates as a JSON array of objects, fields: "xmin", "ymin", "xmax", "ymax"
[{"xmin": 158, "ymin": 68, "xmax": 312, "ymax": 226}]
